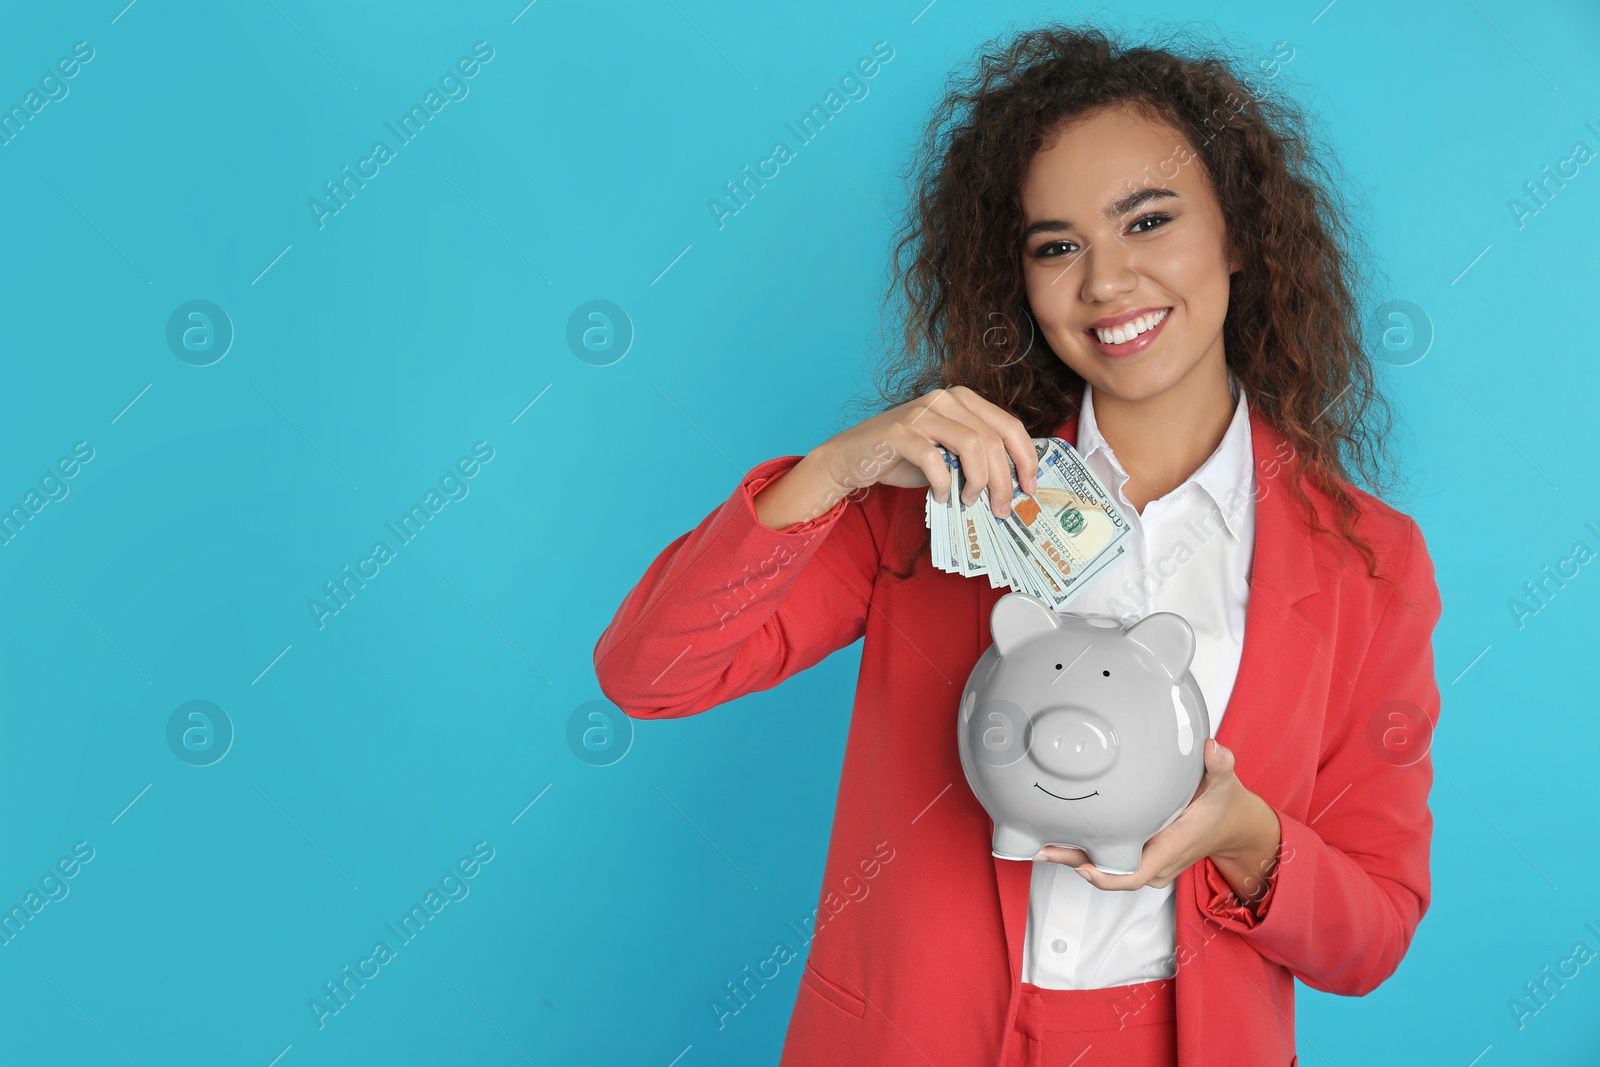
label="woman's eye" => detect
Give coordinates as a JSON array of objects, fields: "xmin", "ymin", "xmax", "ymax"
[{"xmin": 1032, "ymin": 216, "xmax": 1171, "ymax": 259}]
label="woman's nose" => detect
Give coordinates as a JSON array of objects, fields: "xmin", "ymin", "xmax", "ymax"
[{"xmin": 1077, "ymin": 241, "xmax": 1139, "ymax": 300}]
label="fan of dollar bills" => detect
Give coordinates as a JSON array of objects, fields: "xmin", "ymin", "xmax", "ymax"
[{"xmin": 925, "ymin": 439, "xmax": 1134, "ymax": 609}]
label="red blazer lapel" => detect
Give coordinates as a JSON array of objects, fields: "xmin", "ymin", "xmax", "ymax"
[{"xmin": 981, "ymin": 401, "xmax": 1324, "ymax": 989}]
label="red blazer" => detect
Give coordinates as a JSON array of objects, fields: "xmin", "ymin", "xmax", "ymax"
[{"xmin": 594, "ymin": 401, "xmax": 1443, "ymax": 1066}]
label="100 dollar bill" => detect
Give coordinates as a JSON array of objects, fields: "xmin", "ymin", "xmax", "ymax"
[{"xmin": 927, "ymin": 438, "xmax": 1132, "ymax": 608}]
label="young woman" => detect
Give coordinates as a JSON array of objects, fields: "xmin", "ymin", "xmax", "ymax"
[{"xmin": 595, "ymin": 24, "xmax": 1442, "ymax": 1067}]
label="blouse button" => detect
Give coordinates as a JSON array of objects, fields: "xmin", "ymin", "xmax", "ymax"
[{"xmin": 1051, "ymin": 939, "xmax": 1068, "ymax": 953}]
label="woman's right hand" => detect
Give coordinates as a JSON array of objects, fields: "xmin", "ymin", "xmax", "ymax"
[{"xmin": 753, "ymin": 386, "xmax": 1040, "ymax": 531}]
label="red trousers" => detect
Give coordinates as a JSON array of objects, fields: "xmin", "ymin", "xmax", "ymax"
[{"xmin": 1003, "ymin": 977, "xmax": 1177, "ymax": 1067}]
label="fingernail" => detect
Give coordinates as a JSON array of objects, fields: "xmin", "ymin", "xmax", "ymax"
[
  {"xmin": 1075, "ymin": 866, "xmax": 1093, "ymax": 881},
  {"xmin": 1031, "ymin": 850, "xmax": 1050, "ymax": 861}
]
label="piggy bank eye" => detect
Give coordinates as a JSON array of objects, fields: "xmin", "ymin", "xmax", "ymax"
[
  {"xmin": 1102, "ymin": 670, "xmax": 1110, "ymax": 677},
  {"xmin": 1055, "ymin": 663, "xmax": 1062, "ymax": 670}
]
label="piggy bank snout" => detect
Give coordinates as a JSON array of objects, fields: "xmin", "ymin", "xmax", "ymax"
[{"xmin": 1028, "ymin": 708, "xmax": 1117, "ymax": 780}]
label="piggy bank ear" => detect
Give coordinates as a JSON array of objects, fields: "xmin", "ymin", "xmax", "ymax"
[
  {"xmin": 991, "ymin": 593, "xmax": 1061, "ymax": 656},
  {"xmin": 1126, "ymin": 612, "xmax": 1196, "ymax": 680}
]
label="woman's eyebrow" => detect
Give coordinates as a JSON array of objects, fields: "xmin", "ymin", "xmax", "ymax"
[{"xmin": 1022, "ymin": 187, "xmax": 1181, "ymax": 238}]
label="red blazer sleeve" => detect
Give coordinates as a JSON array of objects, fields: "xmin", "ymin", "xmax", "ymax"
[
  {"xmin": 1193, "ymin": 517, "xmax": 1443, "ymax": 996},
  {"xmin": 593, "ymin": 456, "xmax": 887, "ymax": 719}
]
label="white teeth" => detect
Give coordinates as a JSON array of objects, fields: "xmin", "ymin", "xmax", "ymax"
[{"xmin": 1094, "ymin": 307, "xmax": 1169, "ymax": 345}]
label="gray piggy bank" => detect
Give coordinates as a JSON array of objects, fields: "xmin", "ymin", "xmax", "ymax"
[{"xmin": 957, "ymin": 592, "xmax": 1210, "ymax": 873}]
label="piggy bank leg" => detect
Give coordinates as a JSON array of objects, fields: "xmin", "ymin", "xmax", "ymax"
[
  {"xmin": 992, "ymin": 825, "xmax": 1044, "ymax": 860},
  {"xmin": 1086, "ymin": 840, "xmax": 1143, "ymax": 875}
]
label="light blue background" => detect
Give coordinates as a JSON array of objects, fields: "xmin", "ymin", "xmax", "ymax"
[{"xmin": 1, "ymin": 1, "xmax": 1596, "ymax": 1064}]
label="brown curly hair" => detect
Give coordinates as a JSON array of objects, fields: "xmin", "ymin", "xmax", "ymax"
[{"xmin": 843, "ymin": 21, "xmax": 1408, "ymax": 591}]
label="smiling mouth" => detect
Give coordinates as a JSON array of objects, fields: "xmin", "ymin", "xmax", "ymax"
[
  {"xmin": 1033, "ymin": 783, "xmax": 1099, "ymax": 802},
  {"xmin": 1083, "ymin": 306, "xmax": 1173, "ymax": 359}
]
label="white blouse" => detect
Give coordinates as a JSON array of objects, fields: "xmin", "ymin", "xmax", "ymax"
[{"xmin": 1021, "ymin": 370, "xmax": 1258, "ymax": 989}]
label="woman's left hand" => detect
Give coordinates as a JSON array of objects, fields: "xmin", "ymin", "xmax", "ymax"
[{"xmin": 1035, "ymin": 737, "xmax": 1277, "ymax": 892}]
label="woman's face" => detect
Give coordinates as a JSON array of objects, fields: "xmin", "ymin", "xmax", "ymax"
[{"xmin": 1018, "ymin": 103, "xmax": 1240, "ymax": 403}]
